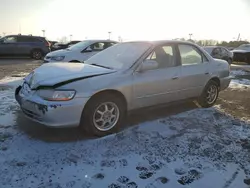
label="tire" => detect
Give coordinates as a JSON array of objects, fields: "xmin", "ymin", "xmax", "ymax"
[
  {"xmin": 31, "ymin": 49, "xmax": 43, "ymax": 60},
  {"xmin": 198, "ymin": 80, "xmax": 219, "ymax": 108},
  {"xmin": 80, "ymin": 94, "xmax": 126, "ymax": 136},
  {"xmin": 227, "ymin": 58, "xmax": 232, "ymax": 65}
]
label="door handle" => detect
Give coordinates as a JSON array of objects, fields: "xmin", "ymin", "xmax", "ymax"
[{"xmin": 172, "ymin": 76, "xmax": 179, "ymax": 80}]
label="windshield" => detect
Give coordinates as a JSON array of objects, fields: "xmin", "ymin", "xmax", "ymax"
[
  {"xmin": 85, "ymin": 42, "xmax": 152, "ymax": 70},
  {"xmin": 236, "ymin": 44, "xmax": 250, "ymax": 50},
  {"xmin": 67, "ymin": 40, "xmax": 91, "ymax": 51}
]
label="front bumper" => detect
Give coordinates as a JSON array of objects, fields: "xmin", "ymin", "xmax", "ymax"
[
  {"xmin": 15, "ymin": 86, "xmax": 89, "ymax": 128},
  {"xmin": 233, "ymin": 52, "xmax": 250, "ymax": 62}
]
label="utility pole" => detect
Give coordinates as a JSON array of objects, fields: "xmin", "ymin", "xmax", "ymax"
[
  {"xmin": 237, "ymin": 33, "xmax": 240, "ymax": 41},
  {"xmin": 70, "ymin": 34, "xmax": 73, "ymax": 41},
  {"xmin": 189, "ymin": 33, "xmax": 193, "ymax": 40},
  {"xmin": 118, "ymin": 36, "xmax": 122, "ymax": 42},
  {"xmin": 108, "ymin": 31, "xmax": 112, "ymax": 40},
  {"xmin": 42, "ymin": 30, "xmax": 45, "ymax": 37},
  {"xmin": 19, "ymin": 24, "xmax": 21, "ymax": 34}
]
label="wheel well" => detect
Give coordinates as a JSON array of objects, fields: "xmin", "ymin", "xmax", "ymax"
[
  {"xmin": 84, "ymin": 90, "xmax": 127, "ymax": 111},
  {"xmin": 69, "ymin": 60, "xmax": 80, "ymax": 63},
  {"xmin": 31, "ymin": 48, "xmax": 43, "ymax": 55},
  {"xmin": 210, "ymin": 77, "xmax": 220, "ymax": 87}
]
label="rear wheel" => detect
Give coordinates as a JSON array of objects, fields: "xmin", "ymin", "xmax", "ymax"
[
  {"xmin": 198, "ymin": 80, "xmax": 219, "ymax": 108},
  {"xmin": 80, "ymin": 94, "xmax": 126, "ymax": 136},
  {"xmin": 31, "ymin": 49, "xmax": 43, "ymax": 60}
]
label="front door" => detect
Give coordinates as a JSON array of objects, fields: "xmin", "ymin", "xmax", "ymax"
[
  {"xmin": 0, "ymin": 36, "xmax": 18, "ymax": 55},
  {"xmin": 132, "ymin": 44, "xmax": 182, "ymax": 109},
  {"xmin": 177, "ymin": 44, "xmax": 211, "ymax": 99}
]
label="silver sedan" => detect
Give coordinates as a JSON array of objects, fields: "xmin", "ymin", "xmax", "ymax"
[{"xmin": 15, "ymin": 40, "xmax": 231, "ymax": 136}]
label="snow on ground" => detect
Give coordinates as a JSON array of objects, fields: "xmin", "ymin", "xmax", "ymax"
[
  {"xmin": 0, "ymin": 71, "xmax": 250, "ymax": 188},
  {"xmin": 1, "ymin": 106, "xmax": 250, "ymax": 188},
  {"xmin": 0, "ymin": 76, "xmax": 24, "ymax": 127},
  {"xmin": 229, "ymin": 70, "xmax": 250, "ymax": 89}
]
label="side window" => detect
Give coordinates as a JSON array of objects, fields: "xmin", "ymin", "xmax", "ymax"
[
  {"xmin": 17, "ymin": 37, "xmax": 41, "ymax": 43},
  {"xmin": 179, "ymin": 44, "xmax": 203, "ymax": 65},
  {"xmin": 221, "ymin": 48, "xmax": 228, "ymax": 55},
  {"xmin": 212, "ymin": 48, "xmax": 221, "ymax": 55},
  {"xmin": 3, "ymin": 36, "xmax": 17, "ymax": 43},
  {"xmin": 90, "ymin": 42, "xmax": 104, "ymax": 51},
  {"xmin": 103, "ymin": 42, "xmax": 115, "ymax": 49},
  {"xmin": 146, "ymin": 45, "xmax": 176, "ymax": 69}
]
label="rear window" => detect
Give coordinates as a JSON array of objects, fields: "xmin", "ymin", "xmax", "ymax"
[{"xmin": 17, "ymin": 36, "xmax": 44, "ymax": 43}]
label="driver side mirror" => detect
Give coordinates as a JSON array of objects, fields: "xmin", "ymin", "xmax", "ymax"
[
  {"xmin": 84, "ymin": 46, "xmax": 93, "ymax": 52},
  {"xmin": 139, "ymin": 59, "xmax": 158, "ymax": 72}
]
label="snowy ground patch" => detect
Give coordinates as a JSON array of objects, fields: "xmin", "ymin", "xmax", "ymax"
[
  {"xmin": 1, "ymin": 106, "xmax": 250, "ymax": 188},
  {"xmin": 0, "ymin": 76, "xmax": 24, "ymax": 127},
  {"xmin": 229, "ymin": 70, "xmax": 250, "ymax": 89}
]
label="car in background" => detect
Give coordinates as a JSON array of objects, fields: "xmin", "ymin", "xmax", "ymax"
[
  {"xmin": 231, "ymin": 44, "xmax": 250, "ymax": 64},
  {"xmin": 203, "ymin": 46, "xmax": 233, "ymax": 64},
  {"xmin": 44, "ymin": 40, "xmax": 117, "ymax": 63},
  {"xmin": 51, "ymin": 41, "xmax": 81, "ymax": 51},
  {"xmin": 0, "ymin": 35, "xmax": 50, "ymax": 59},
  {"xmin": 16, "ymin": 40, "xmax": 231, "ymax": 136},
  {"xmin": 48, "ymin": 41, "xmax": 58, "ymax": 46}
]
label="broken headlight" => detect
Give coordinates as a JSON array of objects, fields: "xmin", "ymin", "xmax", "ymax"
[{"xmin": 37, "ymin": 90, "xmax": 76, "ymax": 101}]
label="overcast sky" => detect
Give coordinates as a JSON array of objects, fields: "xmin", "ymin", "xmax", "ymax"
[{"xmin": 0, "ymin": 0, "xmax": 250, "ymax": 41}]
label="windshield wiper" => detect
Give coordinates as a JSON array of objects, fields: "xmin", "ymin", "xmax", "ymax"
[{"xmin": 91, "ymin": 63, "xmax": 113, "ymax": 70}]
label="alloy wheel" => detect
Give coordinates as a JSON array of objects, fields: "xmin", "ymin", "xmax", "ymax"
[
  {"xmin": 93, "ymin": 102, "xmax": 120, "ymax": 131},
  {"xmin": 206, "ymin": 85, "xmax": 218, "ymax": 105}
]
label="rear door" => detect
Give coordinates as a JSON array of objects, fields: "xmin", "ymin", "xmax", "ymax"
[
  {"xmin": 132, "ymin": 43, "xmax": 182, "ymax": 108},
  {"xmin": 178, "ymin": 44, "xmax": 211, "ymax": 99},
  {"xmin": 16, "ymin": 36, "xmax": 32, "ymax": 54}
]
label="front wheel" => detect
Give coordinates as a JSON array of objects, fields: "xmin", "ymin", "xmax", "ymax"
[
  {"xmin": 198, "ymin": 80, "xmax": 219, "ymax": 108},
  {"xmin": 81, "ymin": 94, "xmax": 126, "ymax": 136}
]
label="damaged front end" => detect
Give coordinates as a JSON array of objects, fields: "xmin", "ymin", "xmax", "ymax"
[{"xmin": 14, "ymin": 73, "xmax": 109, "ymax": 127}]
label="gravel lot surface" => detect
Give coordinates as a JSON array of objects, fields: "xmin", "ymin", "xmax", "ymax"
[{"xmin": 0, "ymin": 59, "xmax": 250, "ymax": 188}]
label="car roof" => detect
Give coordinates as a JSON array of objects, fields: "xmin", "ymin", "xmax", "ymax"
[
  {"xmin": 203, "ymin": 46, "xmax": 217, "ymax": 49},
  {"xmin": 6, "ymin": 35, "xmax": 45, "ymax": 39},
  {"xmin": 122, "ymin": 40, "xmax": 201, "ymax": 46},
  {"xmin": 85, "ymin": 39, "xmax": 118, "ymax": 43}
]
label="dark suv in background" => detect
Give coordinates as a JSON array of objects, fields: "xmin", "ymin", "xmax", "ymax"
[{"xmin": 0, "ymin": 35, "xmax": 50, "ymax": 60}]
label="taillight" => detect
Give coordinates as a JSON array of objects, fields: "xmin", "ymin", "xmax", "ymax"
[{"xmin": 45, "ymin": 41, "xmax": 50, "ymax": 47}]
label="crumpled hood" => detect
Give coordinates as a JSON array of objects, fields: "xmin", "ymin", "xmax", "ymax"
[{"xmin": 25, "ymin": 63, "xmax": 115, "ymax": 89}]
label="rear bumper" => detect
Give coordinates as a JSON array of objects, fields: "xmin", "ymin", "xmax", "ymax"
[
  {"xmin": 220, "ymin": 76, "xmax": 232, "ymax": 91},
  {"xmin": 15, "ymin": 86, "xmax": 89, "ymax": 128}
]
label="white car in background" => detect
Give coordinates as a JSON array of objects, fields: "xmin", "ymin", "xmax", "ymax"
[{"xmin": 44, "ymin": 40, "xmax": 118, "ymax": 63}]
